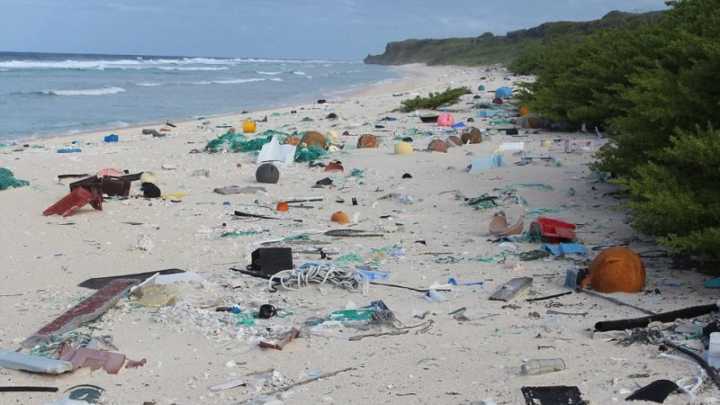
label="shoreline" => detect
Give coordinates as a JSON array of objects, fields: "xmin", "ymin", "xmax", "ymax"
[{"xmin": 2, "ymin": 65, "xmax": 426, "ymax": 146}]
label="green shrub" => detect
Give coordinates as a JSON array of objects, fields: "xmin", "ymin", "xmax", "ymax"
[
  {"xmin": 515, "ymin": 0, "xmax": 720, "ymax": 263},
  {"xmin": 399, "ymin": 87, "xmax": 471, "ymax": 112},
  {"xmin": 602, "ymin": 0, "xmax": 720, "ymax": 176},
  {"xmin": 518, "ymin": 24, "xmax": 664, "ymax": 130},
  {"xmin": 624, "ymin": 126, "xmax": 720, "ymax": 260}
]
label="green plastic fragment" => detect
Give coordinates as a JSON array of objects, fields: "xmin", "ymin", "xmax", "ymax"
[
  {"xmin": 221, "ymin": 230, "xmax": 260, "ymax": 238},
  {"xmin": 514, "ymin": 183, "xmax": 554, "ymax": 191},
  {"xmin": 328, "ymin": 309, "xmax": 375, "ymax": 322},
  {"xmin": 234, "ymin": 312, "xmax": 256, "ymax": 327},
  {"xmin": 334, "ymin": 253, "xmax": 364, "ymax": 267}
]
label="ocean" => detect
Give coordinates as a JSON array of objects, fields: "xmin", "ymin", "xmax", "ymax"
[{"xmin": 0, "ymin": 52, "xmax": 396, "ymax": 141}]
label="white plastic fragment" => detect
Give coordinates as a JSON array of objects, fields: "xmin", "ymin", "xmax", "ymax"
[{"xmin": 0, "ymin": 350, "xmax": 73, "ymax": 374}]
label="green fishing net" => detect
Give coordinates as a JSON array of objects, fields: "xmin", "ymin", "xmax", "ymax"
[
  {"xmin": 0, "ymin": 168, "xmax": 29, "ymax": 190},
  {"xmin": 206, "ymin": 130, "xmax": 290, "ymax": 153},
  {"xmin": 295, "ymin": 146, "xmax": 326, "ymax": 162}
]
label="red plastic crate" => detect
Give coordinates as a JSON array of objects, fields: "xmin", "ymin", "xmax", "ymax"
[{"xmin": 530, "ymin": 217, "xmax": 576, "ymax": 243}]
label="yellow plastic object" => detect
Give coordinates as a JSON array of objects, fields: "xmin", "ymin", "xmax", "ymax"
[
  {"xmin": 242, "ymin": 119, "xmax": 256, "ymax": 134},
  {"xmin": 140, "ymin": 172, "xmax": 157, "ymax": 184},
  {"xmin": 519, "ymin": 106, "xmax": 530, "ymax": 117},
  {"xmin": 394, "ymin": 142, "xmax": 413, "ymax": 155},
  {"xmin": 161, "ymin": 192, "xmax": 188, "ymax": 201}
]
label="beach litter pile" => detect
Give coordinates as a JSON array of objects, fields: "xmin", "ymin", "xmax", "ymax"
[{"xmin": 0, "ymin": 65, "xmax": 716, "ymax": 405}]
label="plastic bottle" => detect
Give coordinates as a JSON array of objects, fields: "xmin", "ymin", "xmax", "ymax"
[
  {"xmin": 520, "ymin": 359, "xmax": 566, "ymax": 375},
  {"xmin": 706, "ymin": 333, "xmax": 720, "ymax": 368}
]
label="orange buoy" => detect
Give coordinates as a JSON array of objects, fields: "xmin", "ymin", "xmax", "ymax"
[
  {"xmin": 301, "ymin": 131, "xmax": 327, "ymax": 149},
  {"xmin": 331, "ymin": 211, "xmax": 350, "ymax": 225},
  {"xmin": 427, "ymin": 138, "xmax": 449, "ymax": 153},
  {"xmin": 324, "ymin": 161, "xmax": 344, "ymax": 172},
  {"xmin": 461, "ymin": 127, "xmax": 482, "ymax": 144},
  {"xmin": 581, "ymin": 247, "xmax": 646, "ymax": 293},
  {"xmin": 276, "ymin": 201, "xmax": 289, "ymax": 212},
  {"xmin": 357, "ymin": 134, "xmax": 379, "ymax": 148}
]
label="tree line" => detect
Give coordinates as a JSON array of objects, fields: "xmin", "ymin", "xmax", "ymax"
[{"xmin": 511, "ymin": 0, "xmax": 720, "ymax": 263}]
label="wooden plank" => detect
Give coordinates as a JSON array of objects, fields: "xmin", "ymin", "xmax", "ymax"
[{"xmin": 22, "ymin": 279, "xmax": 136, "ymax": 348}]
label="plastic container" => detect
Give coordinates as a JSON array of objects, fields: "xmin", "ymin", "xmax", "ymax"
[
  {"xmin": 520, "ymin": 359, "xmax": 566, "ymax": 375},
  {"xmin": 709, "ymin": 332, "xmax": 720, "ymax": 355},
  {"xmin": 529, "ymin": 217, "xmax": 577, "ymax": 243},
  {"xmin": 706, "ymin": 333, "xmax": 720, "ymax": 368}
]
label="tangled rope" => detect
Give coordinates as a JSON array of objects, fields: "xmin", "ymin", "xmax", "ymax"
[{"xmin": 269, "ymin": 261, "xmax": 359, "ymax": 291}]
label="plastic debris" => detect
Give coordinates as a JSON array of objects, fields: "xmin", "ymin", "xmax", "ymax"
[
  {"xmin": 0, "ymin": 350, "xmax": 73, "ymax": 375},
  {"xmin": 0, "ymin": 168, "xmax": 29, "ymax": 190},
  {"xmin": 543, "ymin": 243, "xmax": 587, "ymax": 257}
]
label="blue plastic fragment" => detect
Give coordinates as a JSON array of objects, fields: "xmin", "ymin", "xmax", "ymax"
[
  {"xmin": 543, "ymin": 243, "xmax": 588, "ymax": 257},
  {"xmin": 448, "ymin": 277, "xmax": 484, "ymax": 287},
  {"xmin": 104, "ymin": 134, "xmax": 119, "ymax": 143},
  {"xmin": 705, "ymin": 278, "xmax": 720, "ymax": 289},
  {"xmin": 57, "ymin": 148, "xmax": 82, "ymax": 153}
]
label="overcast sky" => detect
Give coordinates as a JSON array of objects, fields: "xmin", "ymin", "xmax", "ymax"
[{"xmin": 0, "ymin": 0, "xmax": 668, "ymax": 60}]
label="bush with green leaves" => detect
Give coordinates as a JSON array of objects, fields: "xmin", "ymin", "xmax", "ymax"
[
  {"xmin": 602, "ymin": 0, "xmax": 720, "ymax": 176},
  {"xmin": 623, "ymin": 126, "xmax": 720, "ymax": 260},
  {"xmin": 399, "ymin": 87, "xmax": 470, "ymax": 112},
  {"xmin": 515, "ymin": 23, "xmax": 664, "ymax": 130},
  {"xmin": 517, "ymin": 0, "xmax": 720, "ymax": 262}
]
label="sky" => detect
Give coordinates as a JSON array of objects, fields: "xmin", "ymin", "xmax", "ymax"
[{"xmin": 0, "ymin": 0, "xmax": 668, "ymax": 60}]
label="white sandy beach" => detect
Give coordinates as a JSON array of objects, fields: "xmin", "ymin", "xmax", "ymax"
[{"xmin": 0, "ymin": 64, "xmax": 715, "ymax": 405}]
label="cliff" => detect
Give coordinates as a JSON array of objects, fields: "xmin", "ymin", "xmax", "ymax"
[{"xmin": 364, "ymin": 10, "xmax": 663, "ymax": 66}]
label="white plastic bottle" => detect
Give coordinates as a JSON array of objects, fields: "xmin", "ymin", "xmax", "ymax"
[{"xmin": 520, "ymin": 358, "xmax": 566, "ymax": 375}]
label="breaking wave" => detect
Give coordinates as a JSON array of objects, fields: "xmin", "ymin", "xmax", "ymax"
[
  {"xmin": 190, "ymin": 78, "xmax": 283, "ymax": 85},
  {"xmin": 45, "ymin": 87, "xmax": 127, "ymax": 96},
  {"xmin": 0, "ymin": 57, "xmax": 345, "ymax": 71},
  {"xmin": 157, "ymin": 66, "xmax": 229, "ymax": 71}
]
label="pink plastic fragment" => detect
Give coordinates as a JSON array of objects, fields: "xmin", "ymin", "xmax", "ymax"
[{"xmin": 59, "ymin": 345, "xmax": 126, "ymax": 374}]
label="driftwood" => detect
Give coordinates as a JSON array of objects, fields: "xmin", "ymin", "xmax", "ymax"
[
  {"xmin": 594, "ymin": 303, "xmax": 718, "ymax": 332},
  {"xmin": 526, "ymin": 291, "xmax": 572, "ymax": 302}
]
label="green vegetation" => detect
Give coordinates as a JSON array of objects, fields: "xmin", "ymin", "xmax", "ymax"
[
  {"xmin": 399, "ymin": 87, "xmax": 471, "ymax": 112},
  {"xmin": 364, "ymin": 11, "xmax": 662, "ymax": 66},
  {"xmin": 517, "ymin": 0, "xmax": 720, "ymax": 262}
]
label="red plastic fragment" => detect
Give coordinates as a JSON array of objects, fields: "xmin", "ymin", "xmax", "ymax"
[{"xmin": 43, "ymin": 187, "xmax": 103, "ymax": 217}]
